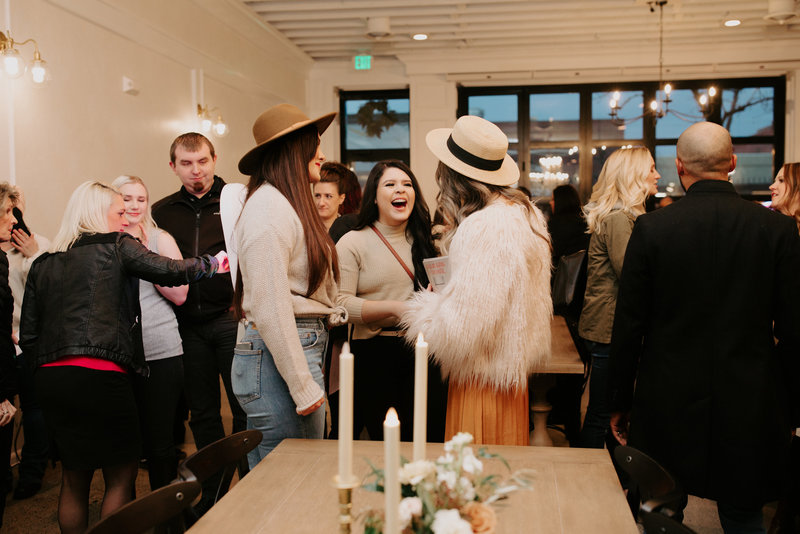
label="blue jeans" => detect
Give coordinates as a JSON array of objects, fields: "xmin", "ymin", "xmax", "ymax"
[
  {"xmin": 232, "ymin": 318, "xmax": 328, "ymax": 468},
  {"xmin": 578, "ymin": 340, "xmax": 610, "ymax": 449}
]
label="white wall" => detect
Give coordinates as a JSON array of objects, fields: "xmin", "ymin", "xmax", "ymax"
[{"xmin": 0, "ymin": 0, "xmax": 311, "ymax": 238}]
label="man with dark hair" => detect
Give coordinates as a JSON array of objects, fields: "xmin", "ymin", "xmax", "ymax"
[
  {"xmin": 152, "ymin": 132, "xmax": 246, "ymax": 516},
  {"xmin": 609, "ymin": 121, "xmax": 800, "ymax": 533}
]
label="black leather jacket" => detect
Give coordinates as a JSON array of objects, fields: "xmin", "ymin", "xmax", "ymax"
[
  {"xmin": 0, "ymin": 251, "xmax": 16, "ymax": 401},
  {"xmin": 151, "ymin": 176, "xmax": 233, "ymax": 322},
  {"xmin": 19, "ymin": 232, "xmax": 220, "ymax": 375}
]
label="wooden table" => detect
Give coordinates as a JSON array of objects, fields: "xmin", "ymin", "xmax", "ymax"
[
  {"xmin": 189, "ymin": 439, "xmax": 638, "ymax": 534},
  {"xmin": 529, "ymin": 317, "xmax": 585, "ymax": 446}
]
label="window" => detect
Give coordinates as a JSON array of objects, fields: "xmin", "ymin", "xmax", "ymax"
[
  {"xmin": 458, "ymin": 77, "xmax": 784, "ymax": 200},
  {"xmin": 339, "ymin": 89, "xmax": 410, "ymax": 186}
]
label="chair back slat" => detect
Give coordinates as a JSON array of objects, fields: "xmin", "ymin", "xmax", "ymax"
[
  {"xmin": 613, "ymin": 445, "xmax": 685, "ymax": 517},
  {"xmin": 85, "ymin": 480, "xmax": 201, "ymax": 534},
  {"xmin": 177, "ymin": 429, "xmax": 262, "ymax": 505}
]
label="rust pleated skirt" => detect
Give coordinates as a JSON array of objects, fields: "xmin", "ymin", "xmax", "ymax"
[{"xmin": 444, "ymin": 382, "xmax": 529, "ymax": 446}]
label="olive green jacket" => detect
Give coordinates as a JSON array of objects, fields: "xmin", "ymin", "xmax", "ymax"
[{"xmin": 578, "ymin": 209, "xmax": 637, "ymax": 344}]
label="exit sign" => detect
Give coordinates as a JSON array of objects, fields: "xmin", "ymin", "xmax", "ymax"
[{"xmin": 354, "ymin": 55, "xmax": 372, "ymax": 70}]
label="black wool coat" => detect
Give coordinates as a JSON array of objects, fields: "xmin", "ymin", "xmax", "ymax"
[{"xmin": 609, "ymin": 179, "xmax": 800, "ymax": 509}]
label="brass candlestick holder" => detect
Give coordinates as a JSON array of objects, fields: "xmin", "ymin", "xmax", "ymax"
[{"xmin": 334, "ymin": 475, "xmax": 359, "ymax": 534}]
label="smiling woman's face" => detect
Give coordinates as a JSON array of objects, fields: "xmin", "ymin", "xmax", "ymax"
[{"xmin": 376, "ymin": 167, "xmax": 415, "ymax": 227}]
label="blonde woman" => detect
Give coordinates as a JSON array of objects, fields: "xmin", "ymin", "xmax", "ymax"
[
  {"xmin": 769, "ymin": 162, "xmax": 800, "ymax": 232},
  {"xmin": 111, "ymin": 175, "xmax": 188, "ymax": 492},
  {"xmin": 19, "ymin": 181, "xmax": 226, "ymax": 534},
  {"xmin": 401, "ymin": 116, "xmax": 552, "ymax": 446},
  {"xmin": 577, "ymin": 147, "xmax": 659, "ymax": 448}
]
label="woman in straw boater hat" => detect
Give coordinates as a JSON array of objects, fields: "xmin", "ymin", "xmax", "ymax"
[
  {"xmin": 401, "ymin": 115, "xmax": 552, "ymax": 446},
  {"xmin": 231, "ymin": 104, "xmax": 347, "ymax": 467}
]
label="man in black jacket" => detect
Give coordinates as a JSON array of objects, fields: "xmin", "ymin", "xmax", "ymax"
[
  {"xmin": 609, "ymin": 122, "xmax": 800, "ymax": 532},
  {"xmin": 152, "ymin": 133, "xmax": 246, "ymax": 515}
]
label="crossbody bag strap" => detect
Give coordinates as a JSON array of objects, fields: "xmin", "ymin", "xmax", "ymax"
[{"xmin": 369, "ymin": 224, "xmax": 415, "ymax": 282}]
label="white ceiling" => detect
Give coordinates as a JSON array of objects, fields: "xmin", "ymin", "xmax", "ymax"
[{"xmin": 241, "ymin": 0, "xmax": 800, "ymax": 63}]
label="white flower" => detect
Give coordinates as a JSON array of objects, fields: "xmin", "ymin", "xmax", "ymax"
[
  {"xmin": 461, "ymin": 447, "xmax": 483, "ymax": 475},
  {"xmin": 437, "ymin": 469, "xmax": 457, "ymax": 489},
  {"xmin": 444, "ymin": 432, "xmax": 474, "ymax": 452},
  {"xmin": 399, "ymin": 460, "xmax": 436, "ymax": 485},
  {"xmin": 398, "ymin": 497, "xmax": 422, "ymax": 528},
  {"xmin": 431, "ymin": 509, "xmax": 473, "ymax": 534},
  {"xmin": 458, "ymin": 476, "xmax": 476, "ymax": 501},
  {"xmin": 437, "ymin": 452, "xmax": 455, "ymax": 467}
]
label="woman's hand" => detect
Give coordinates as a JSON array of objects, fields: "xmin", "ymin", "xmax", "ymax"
[
  {"xmin": 297, "ymin": 397, "xmax": 324, "ymax": 416},
  {"xmin": 0, "ymin": 399, "xmax": 17, "ymax": 427},
  {"xmin": 11, "ymin": 229, "xmax": 39, "ymax": 258},
  {"xmin": 214, "ymin": 250, "xmax": 230, "ymax": 273}
]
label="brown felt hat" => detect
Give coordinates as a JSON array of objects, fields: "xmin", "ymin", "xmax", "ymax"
[{"xmin": 238, "ymin": 104, "xmax": 336, "ymax": 175}]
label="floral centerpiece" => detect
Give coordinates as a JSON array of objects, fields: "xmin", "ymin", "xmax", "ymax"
[{"xmin": 361, "ymin": 432, "xmax": 534, "ymax": 534}]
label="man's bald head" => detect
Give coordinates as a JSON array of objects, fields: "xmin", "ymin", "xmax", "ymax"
[{"xmin": 676, "ymin": 122, "xmax": 736, "ymax": 186}]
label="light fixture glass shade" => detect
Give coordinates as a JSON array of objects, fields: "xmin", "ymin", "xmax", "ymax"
[
  {"xmin": 199, "ymin": 115, "xmax": 213, "ymax": 133},
  {"xmin": 2, "ymin": 48, "xmax": 25, "ymax": 79},
  {"xmin": 28, "ymin": 57, "xmax": 49, "ymax": 85},
  {"xmin": 213, "ymin": 116, "xmax": 229, "ymax": 137}
]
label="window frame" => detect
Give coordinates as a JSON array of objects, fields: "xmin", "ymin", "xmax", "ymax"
[
  {"xmin": 458, "ymin": 76, "xmax": 785, "ymax": 201},
  {"xmin": 338, "ymin": 88, "xmax": 411, "ymax": 171}
]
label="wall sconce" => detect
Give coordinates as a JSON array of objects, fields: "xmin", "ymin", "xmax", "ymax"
[
  {"xmin": 0, "ymin": 29, "xmax": 50, "ymax": 85},
  {"xmin": 197, "ymin": 104, "xmax": 229, "ymax": 137}
]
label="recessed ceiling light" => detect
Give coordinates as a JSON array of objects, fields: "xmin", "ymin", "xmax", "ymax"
[
  {"xmin": 412, "ymin": 33, "xmax": 428, "ymax": 41},
  {"xmin": 724, "ymin": 18, "xmax": 741, "ymax": 27}
]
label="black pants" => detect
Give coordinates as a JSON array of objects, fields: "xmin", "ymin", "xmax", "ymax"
[
  {"xmin": 351, "ymin": 336, "xmax": 447, "ymax": 442},
  {"xmin": 178, "ymin": 312, "xmax": 247, "ymax": 508},
  {"xmin": 134, "ymin": 355, "xmax": 184, "ymax": 490}
]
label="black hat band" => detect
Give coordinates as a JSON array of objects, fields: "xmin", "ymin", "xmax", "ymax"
[{"xmin": 446, "ymin": 135, "xmax": 503, "ymax": 172}]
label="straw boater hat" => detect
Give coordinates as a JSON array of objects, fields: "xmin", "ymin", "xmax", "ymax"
[
  {"xmin": 425, "ymin": 115, "xmax": 519, "ymax": 186},
  {"xmin": 238, "ymin": 103, "xmax": 336, "ymax": 175}
]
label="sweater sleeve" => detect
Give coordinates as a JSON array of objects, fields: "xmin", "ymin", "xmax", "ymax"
[
  {"xmin": 239, "ymin": 210, "xmax": 324, "ymax": 413},
  {"xmin": 335, "ymin": 232, "xmax": 366, "ymax": 324}
]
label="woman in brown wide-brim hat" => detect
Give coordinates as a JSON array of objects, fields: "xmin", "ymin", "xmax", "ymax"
[
  {"xmin": 231, "ymin": 104, "xmax": 348, "ymax": 467},
  {"xmin": 400, "ymin": 115, "xmax": 553, "ymax": 446}
]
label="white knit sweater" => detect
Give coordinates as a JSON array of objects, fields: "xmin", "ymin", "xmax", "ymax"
[
  {"xmin": 235, "ymin": 184, "xmax": 346, "ymax": 412},
  {"xmin": 401, "ymin": 201, "xmax": 552, "ymax": 392}
]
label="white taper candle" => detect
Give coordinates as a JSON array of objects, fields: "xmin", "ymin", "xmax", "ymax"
[
  {"xmin": 337, "ymin": 342, "xmax": 354, "ymax": 486},
  {"xmin": 383, "ymin": 408, "xmax": 400, "ymax": 534}
]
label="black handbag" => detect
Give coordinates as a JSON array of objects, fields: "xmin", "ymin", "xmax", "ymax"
[{"xmin": 552, "ymin": 249, "xmax": 587, "ymax": 316}]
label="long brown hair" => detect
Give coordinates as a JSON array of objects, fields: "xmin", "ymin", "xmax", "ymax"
[
  {"xmin": 234, "ymin": 125, "xmax": 339, "ymax": 318},
  {"xmin": 354, "ymin": 160, "xmax": 438, "ymax": 289}
]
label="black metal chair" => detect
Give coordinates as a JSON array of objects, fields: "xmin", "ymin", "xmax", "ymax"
[
  {"xmin": 641, "ymin": 505, "xmax": 698, "ymax": 534},
  {"xmin": 613, "ymin": 445, "xmax": 686, "ymax": 519},
  {"xmin": 177, "ymin": 429, "xmax": 262, "ymax": 506},
  {"xmin": 85, "ymin": 480, "xmax": 201, "ymax": 534}
]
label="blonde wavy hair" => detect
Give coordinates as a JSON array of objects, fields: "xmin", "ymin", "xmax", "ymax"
[
  {"xmin": 775, "ymin": 163, "xmax": 800, "ymax": 233},
  {"xmin": 51, "ymin": 181, "xmax": 121, "ymax": 252},
  {"xmin": 111, "ymin": 175, "xmax": 158, "ymax": 239},
  {"xmin": 584, "ymin": 146, "xmax": 654, "ymax": 234},
  {"xmin": 435, "ymin": 162, "xmax": 548, "ymax": 253}
]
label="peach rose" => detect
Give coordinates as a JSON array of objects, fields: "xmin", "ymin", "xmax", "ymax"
[{"xmin": 461, "ymin": 502, "xmax": 497, "ymax": 534}]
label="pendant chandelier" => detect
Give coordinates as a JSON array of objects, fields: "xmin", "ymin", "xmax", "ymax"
[{"xmin": 609, "ymin": 0, "xmax": 716, "ymax": 125}]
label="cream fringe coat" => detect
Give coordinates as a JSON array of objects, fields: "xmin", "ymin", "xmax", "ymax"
[{"xmin": 401, "ymin": 200, "xmax": 552, "ymax": 393}]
